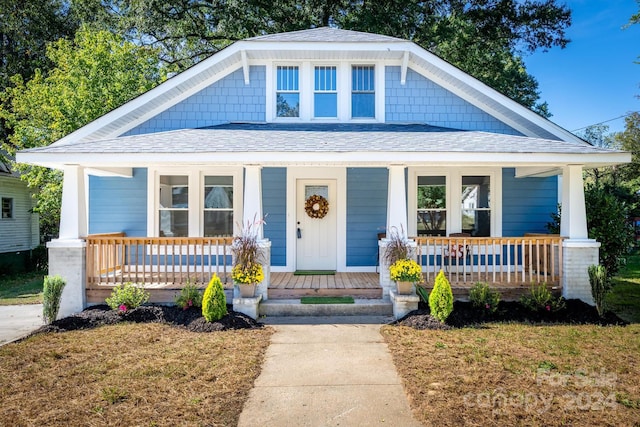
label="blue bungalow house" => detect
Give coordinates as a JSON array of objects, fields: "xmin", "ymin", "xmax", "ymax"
[{"xmin": 17, "ymin": 28, "xmax": 630, "ymax": 318}]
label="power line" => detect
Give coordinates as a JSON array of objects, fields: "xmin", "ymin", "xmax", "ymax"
[{"xmin": 571, "ymin": 113, "xmax": 635, "ymax": 132}]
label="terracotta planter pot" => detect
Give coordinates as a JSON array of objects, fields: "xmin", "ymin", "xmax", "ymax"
[
  {"xmin": 396, "ymin": 281, "xmax": 414, "ymax": 295},
  {"xmin": 238, "ymin": 284, "xmax": 257, "ymax": 298}
]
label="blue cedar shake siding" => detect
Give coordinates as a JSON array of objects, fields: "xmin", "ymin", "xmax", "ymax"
[
  {"xmin": 385, "ymin": 67, "xmax": 521, "ymax": 135},
  {"xmin": 89, "ymin": 168, "xmax": 148, "ymax": 236},
  {"xmin": 346, "ymin": 168, "xmax": 388, "ymax": 267},
  {"xmin": 502, "ymin": 168, "xmax": 558, "ymax": 236},
  {"xmin": 124, "ymin": 66, "xmax": 266, "ymax": 136},
  {"xmin": 262, "ymin": 167, "xmax": 287, "ymax": 266}
]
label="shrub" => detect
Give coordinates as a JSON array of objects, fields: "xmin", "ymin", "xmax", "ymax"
[
  {"xmin": 588, "ymin": 264, "xmax": 611, "ymax": 317},
  {"xmin": 389, "ymin": 258, "xmax": 423, "ymax": 283},
  {"xmin": 520, "ymin": 283, "xmax": 565, "ymax": 313},
  {"xmin": 429, "ymin": 270, "xmax": 454, "ymax": 322},
  {"xmin": 175, "ymin": 282, "xmax": 203, "ymax": 310},
  {"xmin": 105, "ymin": 283, "xmax": 149, "ymax": 313},
  {"xmin": 468, "ymin": 282, "xmax": 501, "ymax": 314},
  {"xmin": 42, "ymin": 275, "xmax": 66, "ymax": 324},
  {"xmin": 202, "ymin": 274, "xmax": 227, "ymax": 322}
]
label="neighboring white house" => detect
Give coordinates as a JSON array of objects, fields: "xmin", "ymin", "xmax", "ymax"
[
  {"xmin": 16, "ymin": 27, "xmax": 631, "ymax": 317},
  {"xmin": 0, "ymin": 156, "xmax": 39, "ymax": 273}
]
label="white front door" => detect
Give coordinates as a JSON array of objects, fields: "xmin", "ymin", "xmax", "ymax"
[{"xmin": 296, "ymin": 179, "xmax": 337, "ymax": 271}]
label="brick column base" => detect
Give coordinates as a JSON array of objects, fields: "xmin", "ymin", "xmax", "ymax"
[
  {"xmin": 47, "ymin": 239, "xmax": 87, "ymax": 319},
  {"xmin": 562, "ymin": 239, "xmax": 600, "ymax": 305}
]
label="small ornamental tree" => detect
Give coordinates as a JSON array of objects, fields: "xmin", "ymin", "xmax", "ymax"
[
  {"xmin": 42, "ymin": 275, "xmax": 66, "ymax": 324},
  {"xmin": 429, "ymin": 270, "xmax": 454, "ymax": 323},
  {"xmin": 202, "ymin": 274, "xmax": 227, "ymax": 322},
  {"xmin": 588, "ymin": 265, "xmax": 611, "ymax": 317}
]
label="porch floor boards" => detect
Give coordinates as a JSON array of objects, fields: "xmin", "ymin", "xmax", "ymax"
[{"xmin": 268, "ymin": 272, "xmax": 381, "ymax": 299}]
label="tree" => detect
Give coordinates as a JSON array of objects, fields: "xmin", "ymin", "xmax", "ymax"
[
  {"xmin": 0, "ymin": 0, "xmax": 79, "ymax": 154},
  {"xmin": 0, "ymin": 26, "xmax": 166, "ymax": 237}
]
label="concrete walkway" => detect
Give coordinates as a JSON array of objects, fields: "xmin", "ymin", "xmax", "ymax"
[
  {"xmin": 238, "ymin": 316, "xmax": 422, "ymax": 427},
  {"xmin": 0, "ymin": 304, "xmax": 43, "ymax": 345}
]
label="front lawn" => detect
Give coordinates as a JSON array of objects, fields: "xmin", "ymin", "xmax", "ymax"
[
  {"xmin": 0, "ymin": 323, "xmax": 273, "ymax": 425},
  {"xmin": 0, "ymin": 271, "xmax": 44, "ymax": 305},
  {"xmin": 383, "ymin": 323, "xmax": 640, "ymax": 426},
  {"xmin": 608, "ymin": 250, "xmax": 640, "ymax": 323}
]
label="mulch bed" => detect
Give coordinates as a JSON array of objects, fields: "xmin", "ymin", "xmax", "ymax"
[
  {"xmin": 394, "ymin": 299, "xmax": 629, "ymax": 330},
  {"xmin": 33, "ymin": 304, "xmax": 262, "ymax": 335}
]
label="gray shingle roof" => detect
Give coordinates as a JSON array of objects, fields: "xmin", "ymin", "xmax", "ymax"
[
  {"xmin": 246, "ymin": 27, "xmax": 405, "ymax": 43},
  {"xmin": 23, "ymin": 123, "xmax": 613, "ymax": 155}
]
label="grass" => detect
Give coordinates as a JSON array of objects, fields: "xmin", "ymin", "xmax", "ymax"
[
  {"xmin": 0, "ymin": 271, "xmax": 44, "ymax": 305},
  {"xmin": 0, "ymin": 323, "xmax": 273, "ymax": 426},
  {"xmin": 607, "ymin": 250, "xmax": 640, "ymax": 323},
  {"xmin": 383, "ymin": 323, "xmax": 640, "ymax": 426}
]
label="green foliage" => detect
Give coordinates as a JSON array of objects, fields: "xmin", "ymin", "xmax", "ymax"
[
  {"xmin": 231, "ymin": 216, "xmax": 265, "ymax": 268},
  {"xmin": 42, "ymin": 275, "xmax": 66, "ymax": 323},
  {"xmin": 429, "ymin": 270, "xmax": 454, "ymax": 322},
  {"xmin": 0, "ymin": 26, "xmax": 166, "ymax": 237},
  {"xmin": 416, "ymin": 285, "xmax": 429, "ymax": 304},
  {"xmin": 174, "ymin": 282, "xmax": 203, "ymax": 310},
  {"xmin": 520, "ymin": 284, "xmax": 566, "ymax": 313},
  {"xmin": 105, "ymin": 283, "xmax": 149, "ymax": 312},
  {"xmin": 202, "ymin": 274, "xmax": 227, "ymax": 322},
  {"xmin": 468, "ymin": 282, "xmax": 501, "ymax": 314},
  {"xmin": 585, "ymin": 185, "xmax": 635, "ymax": 277},
  {"xmin": 588, "ymin": 265, "xmax": 611, "ymax": 317}
]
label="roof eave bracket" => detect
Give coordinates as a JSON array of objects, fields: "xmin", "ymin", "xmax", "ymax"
[
  {"xmin": 400, "ymin": 51, "xmax": 410, "ymax": 85},
  {"xmin": 241, "ymin": 50, "xmax": 250, "ymax": 85}
]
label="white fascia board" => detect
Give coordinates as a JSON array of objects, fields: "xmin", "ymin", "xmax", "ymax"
[
  {"xmin": 17, "ymin": 150, "xmax": 632, "ymax": 169},
  {"xmin": 405, "ymin": 44, "xmax": 585, "ymax": 144},
  {"xmin": 243, "ymin": 40, "xmax": 412, "ymax": 55},
  {"xmin": 50, "ymin": 45, "xmax": 244, "ymax": 146}
]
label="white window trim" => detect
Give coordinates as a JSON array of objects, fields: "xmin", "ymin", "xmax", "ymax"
[
  {"xmin": 147, "ymin": 166, "xmax": 243, "ymax": 237},
  {"xmin": 267, "ymin": 60, "xmax": 385, "ymax": 123},
  {"xmin": 1, "ymin": 197, "xmax": 13, "ymax": 219},
  {"xmin": 408, "ymin": 167, "xmax": 502, "ymax": 238},
  {"xmin": 312, "ymin": 64, "xmax": 339, "ymax": 119}
]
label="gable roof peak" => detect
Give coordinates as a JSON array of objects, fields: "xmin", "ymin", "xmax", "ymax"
[{"xmin": 246, "ymin": 26, "xmax": 406, "ymax": 43}]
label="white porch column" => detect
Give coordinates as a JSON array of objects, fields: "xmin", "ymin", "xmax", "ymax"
[
  {"xmin": 560, "ymin": 165, "xmax": 599, "ymax": 304},
  {"xmin": 386, "ymin": 165, "xmax": 407, "ymax": 233},
  {"xmin": 560, "ymin": 165, "xmax": 588, "ymax": 239},
  {"xmin": 243, "ymin": 165, "xmax": 263, "ymax": 238},
  {"xmin": 59, "ymin": 165, "xmax": 88, "ymax": 239},
  {"xmin": 47, "ymin": 165, "xmax": 88, "ymax": 319}
]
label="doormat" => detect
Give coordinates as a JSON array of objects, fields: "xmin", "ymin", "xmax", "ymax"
[
  {"xmin": 300, "ymin": 296, "xmax": 355, "ymax": 304},
  {"xmin": 293, "ymin": 270, "xmax": 336, "ymax": 276}
]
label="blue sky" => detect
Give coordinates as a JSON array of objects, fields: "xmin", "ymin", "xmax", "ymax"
[{"xmin": 525, "ymin": 0, "xmax": 640, "ymax": 134}]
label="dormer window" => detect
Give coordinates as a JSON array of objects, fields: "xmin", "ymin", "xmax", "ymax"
[
  {"xmin": 351, "ymin": 65, "xmax": 375, "ymax": 118},
  {"xmin": 276, "ymin": 66, "xmax": 299, "ymax": 117},
  {"xmin": 314, "ymin": 66, "xmax": 337, "ymax": 118}
]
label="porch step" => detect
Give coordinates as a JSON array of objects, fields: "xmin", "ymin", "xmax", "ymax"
[{"xmin": 259, "ymin": 298, "xmax": 393, "ymax": 317}]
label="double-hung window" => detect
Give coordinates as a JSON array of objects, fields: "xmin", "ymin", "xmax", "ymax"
[
  {"xmin": 417, "ymin": 176, "xmax": 447, "ymax": 236},
  {"xmin": 461, "ymin": 176, "xmax": 491, "ymax": 237},
  {"xmin": 1, "ymin": 197, "xmax": 13, "ymax": 219},
  {"xmin": 314, "ymin": 66, "xmax": 337, "ymax": 118},
  {"xmin": 351, "ymin": 65, "xmax": 375, "ymax": 118},
  {"xmin": 203, "ymin": 176, "xmax": 233, "ymax": 236},
  {"xmin": 158, "ymin": 175, "xmax": 188, "ymax": 237},
  {"xmin": 276, "ymin": 66, "xmax": 300, "ymax": 117}
]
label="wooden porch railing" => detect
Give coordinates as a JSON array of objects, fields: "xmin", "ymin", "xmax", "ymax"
[
  {"xmin": 414, "ymin": 236, "xmax": 563, "ymax": 286},
  {"xmin": 86, "ymin": 233, "xmax": 233, "ymax": 287}
]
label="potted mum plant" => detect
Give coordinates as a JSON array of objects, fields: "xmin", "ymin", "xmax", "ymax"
[
  {"xmin": 231, "ymin": 217, "xmax": 265, "ymax": 297},
  {"xmin": 389, "ymin": 258, "xmax": 423, "ymax": 294}
]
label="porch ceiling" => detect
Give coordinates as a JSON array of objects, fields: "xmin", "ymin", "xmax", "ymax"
[{"xmin": 17, "ymin": 123, "xmax": 630, "ymax": 170}]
